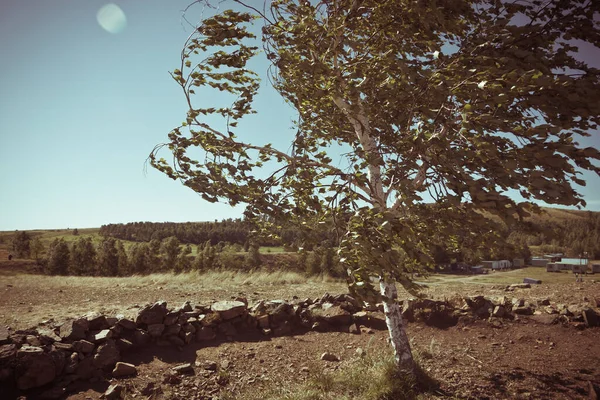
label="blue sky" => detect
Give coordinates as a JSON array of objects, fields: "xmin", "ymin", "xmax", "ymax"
[{"xmin": 0, "ymin": 1, "xmax": 599, "ymax": 231}]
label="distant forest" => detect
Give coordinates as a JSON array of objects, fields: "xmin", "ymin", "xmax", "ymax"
[
  {"xmin": 98, "ymin": 208, "xmax": 600, "ymax": 260},
  {"xmin": 508, "ymin": 210, "xmax": 600, "ymax": 258},
  {"xmin": 4, "ymin": 208, "xmax": 598, "ymax": 278},
  {"xmin": 99, "ymin": 219, "xmax": 253, "ymax": 246},
  {"xmin": 98, "ymin": 219, "xmax": 332, "ymax": 248}
]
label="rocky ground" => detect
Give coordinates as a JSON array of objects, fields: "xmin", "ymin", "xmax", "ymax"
[{"xmin": 1, "ymin": 260, "xmax": 599, "ymax": 400}]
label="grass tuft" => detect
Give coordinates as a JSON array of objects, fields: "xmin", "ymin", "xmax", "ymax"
[{"xmin": 236, "ymin": 350, "xmax": 437, "ymax": 400}]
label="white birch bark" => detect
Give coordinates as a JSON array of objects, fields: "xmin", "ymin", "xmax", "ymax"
[
  {"xmin": 333, "ymin": 95, "xmax": 416, "ymax": 375},
  {"xmin": 380, "ymin": 278, "xmax": 416, "ymax": 374}
]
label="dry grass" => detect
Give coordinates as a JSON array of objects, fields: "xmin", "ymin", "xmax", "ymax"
[
  {"xmin": 421, "ymin": 266, "xmax": 592, "ymax": 286},
  {"xmin": 2, "ymin": 269, "xmax": 342, "ymax": 291},
  {"xmin": 128, "ymin": 270, "xmax": 339, "ymax": 290}
]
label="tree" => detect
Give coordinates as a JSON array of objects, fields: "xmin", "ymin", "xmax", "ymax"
[
  {"xmin": 147, "ymin": 239, "xmax": 162, "ymax": 272},
  {"xmin": 70, "ymin": 237, "xmax": 97, "ymax": 275},
  {"xmin": 30, "ymin": 237, "xmax": 45, "ymax": 264},
  {"xmin": 161, "ymin": 236, "xmax": 181, "ymax": 271},
  {"xmin": 46, "ymin": 238, "xmax": 70, "ymax": 275},
  {"xmin": 151, "ymin": 0, "xmax": 600, "ymax": 376},
  {"xmin": 177, "ymin": 244, "xmax": 193, "ymax": 272},
  {"xmin": 245, "ymin": 244, "xmax": 262, "ymax": 269},
  {"xmin": 12, "ymin": 231, "xmax": 31, "ymax": 258},
  {"xmin": 116, "ymin": 240, "xmax": 130, "ymax": 276},
  {"xmin": 97, "ymin": 237, "xmax": 119, "ymax": 276},
  {"xmin": 130, "ymin": 242, "xmax": 150, "ymax": 275}
]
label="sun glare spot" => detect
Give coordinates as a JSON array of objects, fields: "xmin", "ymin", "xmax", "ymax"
[{"xmin": 97, "ymin": 3, "xmax": 127, "ymax": 34}]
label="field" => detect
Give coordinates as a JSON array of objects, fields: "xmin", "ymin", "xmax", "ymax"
[{"xmin": 1, "ymin": 257, "xmax": 599, "ymax": 399}]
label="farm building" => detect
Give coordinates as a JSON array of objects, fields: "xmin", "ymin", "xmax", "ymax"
[
  {"xmin": 531, "ymin": 258, "xmax": 549, "ymax": 267},
  {"xmin": 543, "ymin": 253, "xmax": 563, "ymax": 262},
  {"xmin": 546, "ymin": 263, "xmax": 560, "ymax": 272},
  {"xmin": 571, "ymin": 263, "xmax": 589, "ymax": 274},
  {"xmin": 513, "ymin": 258, "xmax": 525, "ymax": 268},
  {"xmin": 592, "ymin": 264, "xmax": 600, "ymax": 274},
  {"xmin": 482, "ymin": 260, "xmax": 511, "ymax": 270},
  {"xmin": 471, "ymin": 265, "xmax": 485, "ymax": 274},
  {"xmin": 481, "ymin": 260, "xmax": 499, "ymax": 269}
]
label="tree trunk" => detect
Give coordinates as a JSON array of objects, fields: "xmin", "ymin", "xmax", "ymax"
[{"xmin": 379, "ymin": 277, "xmax": 416, "ymax": 375}]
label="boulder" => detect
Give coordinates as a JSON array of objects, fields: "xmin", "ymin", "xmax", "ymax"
[
  {"xmin": 147, "ymin": 324, "xmax": 165, "ymax": 337},
  {"xmin": 73, "ymin": 340, "xmax": 95, "ymax": 354},
  {"xmin": 0, "ymin": 326, "xmax": 10, "ymax": 345},
  {"xmin": 117, "ymin": 318, "xmax": 137, "ymax": 330},
  {"xmin": 93, "ymin": 340, "xmax": 120, "ymax": 370},
  {"xmin": 15, "ymin": 348, "xmax": 56, "ymax": 390},
  {"xmin": 59, "ymin": 318, "xmax": 88, "ymax": 341},
  {"xmin": 136, "ymin": 301, "xmax": 168, "ymax": 326},
  {"xmin": 492, "ymin": 305, "xmax": 505, "ymax": 318},
  {"xmin": 164, "ymin": 312, "xmax": 180, "ymax": 326},
  {"xmin": 317, "ymin": 305, "xmax": 352, "ymax": 326},
  {"xmin": 583, "ymin": 308, "xmax": 599, "ymax": 327},
  {"xmin": 0, "ymin": 344, "xmax": 17, "ymax": 362},
  {"xmin": 195, "ymin": 326, "xmax": 216, "ymax": 341},
  {"xmin": 133, "ymin": 329, "xmax": 151, "ymax": 346},
  {"xmin": 112, "ymin": 362, "xmax": 137, "ymax": 377},
  {"xmin": 93, "ymin": 329, "xmax": 113, "ymax": 343},
  {"xmin": 164, "ymin": 323, "xmax": 181, "ymax": 336},
  {"xmin": 211, "ymin": 301, "xmax": 247, "ymax": 320},
  {"xmin": 86, "ymin": 313, "xmax": 110, "ymax": 331}
]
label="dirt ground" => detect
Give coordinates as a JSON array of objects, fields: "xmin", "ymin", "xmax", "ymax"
[{"xmin": 1, "ymin": 260, "xmax": 599, "ymax": 399}]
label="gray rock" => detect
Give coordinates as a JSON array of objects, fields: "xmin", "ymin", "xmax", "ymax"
[
  {"xmin": 93, "ymin": 340, "xmax": 120, "ymax": 370},
  {"xmin": 112, "ymin": 362, "xmax": 137, "ymax": 377},
  {"xmin": 117, "ymin": 318, "xmax": 137, "ymax": 330},
  {"xmin": 38, "ymin": 328, "xmax": 61, "ymax": 343},
  {"xmin": 172, "ymin": 363, "xmax": 194, "ymax": 374},
  {"xmin": 257, "ymin": 314, "xmax": 270, "ymax": 329},
  {"xmin": 59, "ymin": 318, "xmax": 88, "ymax": 341},
  {"xmin": 15, "ymin": 349, "xmax": 56, "ymax": 390},
  {"xmin": 73, "ymin": 340, "xmax": 95, "ymax": 354},
  {"xmin": 583, "ymin": 308, "xmax": 599, "ymax": 327},
  {"xmin": 147, "ymin": 324, "xmax": 165, "ymax": 337},
  {"xmin": 93, "ymin": 329, "xmax": 113, "ymax": 343},
  {"xmin": 164, "ymin": 312, "xmax": 180, "ymax": 326},
  {"xmin": 17, "ymin": 345, "xmax": 44, "ymax": 356},
  {"xmin": 318, "ymin": 305, "xmax": 352, "ymax": 326},
  {"xmin": 320, "ymin": 352, "xmax": 340, "ymax": 362},
  {"xmin": 200, "ymin": 360, "xmax": 217, "ymax": 370},
  {"xmin": 75, "ymin": 356, "xmax": 96, "ymax": 379},
  {"xmin": 64, "ymin": 352, "xmax": 79, "ymax": 374},
  {"xmin": 211, "ymin": 300, "xmax": 247, "ymax": 320},
  {"xmin": 0, "ymin": 344, "xmax": 17, "ymax": 362},
  {"xmin": 164, "ymin": 323, "xmax": 181, "ymax": 336},
  {"xmin": 133, "ymin": 329, "xmax": 151, "ymax": 346},
  {"xmin": 195, "ymin": 326, "xmax": 216, "ymax": 341},
  {"xmin": 136, "ymin": 301, "xmax": 168, "ymax": 326},
  {"xmin": 86, "ymin": 313, "xmax": 110, "ymax": 331},
  {"xmin": 492, "ymin": 305, "xmax": 507, "ymax": 318},
  {"xmin": 168, "ymin": 336, "xmax": 185, "ymax": 347},
  {"xmin": 0, "ymin": 326, "xmax": 10, "ymax": 344},
  {"xmin": 104, "ymin": 383, "xmax": 124, "ymax": 400}
]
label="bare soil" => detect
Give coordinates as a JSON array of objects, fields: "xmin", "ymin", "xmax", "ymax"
[{"xmin": 1, "ymin": 260, "xmax": 599, "ymax": 399}]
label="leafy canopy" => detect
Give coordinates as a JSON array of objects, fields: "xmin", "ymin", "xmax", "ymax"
[{"xmin": 151, "ymin": 0, "xmax": 600, "ymax": 294}]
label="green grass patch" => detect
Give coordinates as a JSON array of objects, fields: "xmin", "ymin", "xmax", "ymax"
[{"xmin": 231, "ymin": 350, "xmax": 437, "ymax": 400}]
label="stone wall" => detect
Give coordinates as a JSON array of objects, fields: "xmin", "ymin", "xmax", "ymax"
[{"xmin": 0, "ymin": 288, "xmax": 598, "ymax": 398}]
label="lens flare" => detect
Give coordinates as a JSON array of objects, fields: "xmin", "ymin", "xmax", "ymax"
[{"xmin": 97, "ymin": 4, "xmax": 127, "ymax": 34}]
